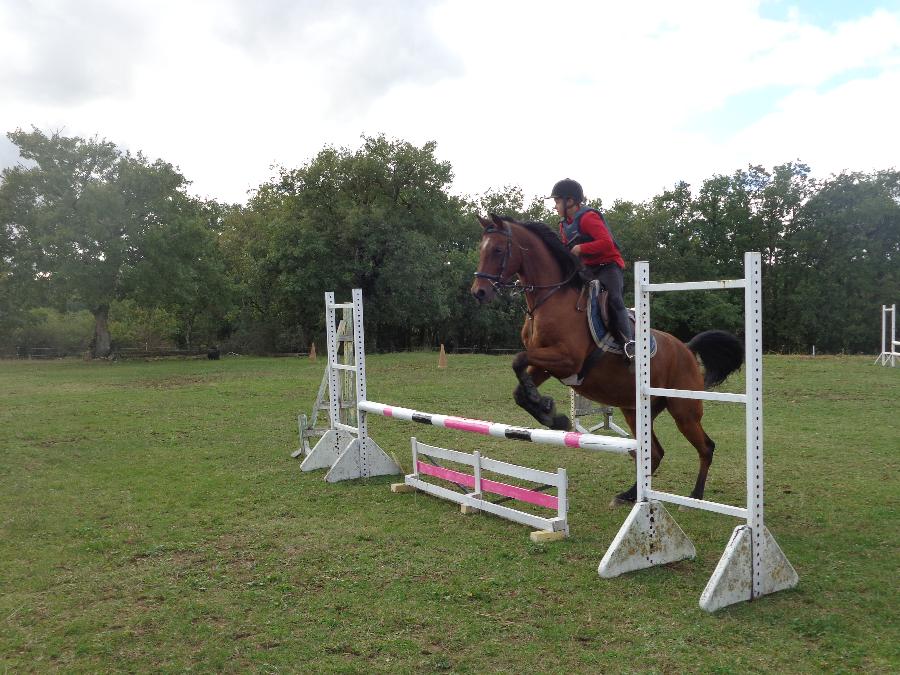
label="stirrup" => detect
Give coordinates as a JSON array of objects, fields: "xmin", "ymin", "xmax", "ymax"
[{"xmin": 623, "ymin": 340, "xmax": 636, "ymax": 360}]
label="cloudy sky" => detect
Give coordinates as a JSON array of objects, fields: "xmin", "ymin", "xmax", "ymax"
[{"xmin": 2, "ymin": 0, "xmax": 899, "ymax": 206}]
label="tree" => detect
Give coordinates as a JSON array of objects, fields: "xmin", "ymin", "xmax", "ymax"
[
  {"xmin": 221, "ymin": 135, "xmax": 476, "ymax": 352},
  {"xmin": 0, "ymin": 202, "xmax": 27, "ymax": 350},
  {"xmin": 0, "ymin": 128, "xmax": 219, "ymax": 356},
  {"xmin": 126, "ymin": 198, "xmax": 235, "ymax": 349},
  {"xmin": 789, "ymin": 170, "xmax": 900, "ymax": 352},
  {"xmin": 471, "ymin": 185, "xmax": 551, "ymax": 223}
]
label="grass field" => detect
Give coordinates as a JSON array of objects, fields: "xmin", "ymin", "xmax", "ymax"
[{"xmin": 1, "ymin": 353, "xmax": 898, "ymax": 673}]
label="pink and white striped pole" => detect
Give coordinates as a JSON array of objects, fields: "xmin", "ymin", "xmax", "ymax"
[{"xmin": 358, "ymin": 400, "xmax": 636, "ymax": 454}]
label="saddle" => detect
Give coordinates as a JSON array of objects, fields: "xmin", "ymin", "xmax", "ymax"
[
  {"xmin": 558, "ymin": 280, "xmax": 658, "ymax": 388},
  {"xmin": 585, "ymin": 280, "xmax": 657, "ymax": 357}
]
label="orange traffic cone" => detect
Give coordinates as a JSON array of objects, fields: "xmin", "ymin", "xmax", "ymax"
[
  {"xmin": 309, "ymin": 343, "xmax": 317, "ymax": 361},
  {"xmin": 438, "ymin": 344, "xmax": 448, "ymax": 369}
]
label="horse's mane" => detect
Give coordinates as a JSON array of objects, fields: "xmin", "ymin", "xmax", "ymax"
[{"xmin": 506, "ymin": 218, "xmax": 583, "ymax": 290}]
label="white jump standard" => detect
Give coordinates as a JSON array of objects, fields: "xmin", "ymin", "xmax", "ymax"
[
  {"xmin": 293, "ymin": 313, "xmax": 357, "ymax": 459},
  {"xmin": 875, "ymin": 303, "xmax": 898, "ymax": 367},
  {"xmin": 300, "ymin": 289, "xmax": 401, "ymax": 482},
  {"xmin": 598, "ymin": 252, "xmax": 798, "ymax": 612},
  {"xmin": 570, "ymin": 391, "xmax": 631, "ymax": 438}
]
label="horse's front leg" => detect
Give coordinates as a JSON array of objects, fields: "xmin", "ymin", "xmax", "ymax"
[
  {"xmin": 512, "ymin": 356, "xmax": 556, "ymax": 425},
  {"xmin": 512, "ymin": 348, "xmax": 580, "ymax": 430}
]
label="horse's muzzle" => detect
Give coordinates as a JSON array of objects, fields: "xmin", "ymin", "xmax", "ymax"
[{"xmin": 471, "ymin": 281, "xmax": 494, "ymax": 303}]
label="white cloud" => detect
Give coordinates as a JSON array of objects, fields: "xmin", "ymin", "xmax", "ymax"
[
  {"xmin": 0, "ymin": 0, "xmax": 898, "ymax": 205},
  {"xmin": 726, "ymin": 70, "xmax": 900, "ymax": 177},
  {"xmin": 0, "ymin": 0, "xmax": 152, "ymax": 104}
]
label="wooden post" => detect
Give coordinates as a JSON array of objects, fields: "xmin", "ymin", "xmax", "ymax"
[
  {"xmin": 309, "ymin": 343, "xmax": 317, "ymax": 360},
  {"xmin": 438, "ymin": 344, "xmax": 447, "ymax": 369}
]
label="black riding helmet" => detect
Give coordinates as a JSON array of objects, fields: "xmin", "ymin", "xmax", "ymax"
[{"xmin": 550, "ymin": 178, "xmax": 584, "ymax": 204}]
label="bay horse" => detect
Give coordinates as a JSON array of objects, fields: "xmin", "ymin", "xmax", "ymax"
[{"xmin": 470, "ymin": 214, "xmax": 744, "ymax": 506}]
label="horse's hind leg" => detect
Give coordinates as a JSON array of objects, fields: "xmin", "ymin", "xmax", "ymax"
[
  {"xmin": 511, "ymin": 353, "xmax": 570, "ymax": 430},
  {"xmin": 610, "ymin": 406, "xmax": 667, "ymax": 507},
  {"xmin": 669, "ymin": 399, "xmax": 716, "ymax": 500}
]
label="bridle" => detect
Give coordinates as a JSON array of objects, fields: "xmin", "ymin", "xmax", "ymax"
[
  {"xmin": 473, "ymin": 222, "xmax": 580, "ymax": 318},
  {"xmin": 472, "ymin": 225, "xmax": 514, "ymax": 286}
]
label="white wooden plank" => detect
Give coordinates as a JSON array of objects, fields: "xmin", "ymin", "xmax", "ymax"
[
  {"xmin": 646, "ymin": 387, "xmax": 747, "ymax": 404},
  {"xmin": 414, "ymin": 441, "xmax": 477, "ymax": 467},
  {"xmin": 405, "ymin": 477, "xmax": 469, "ymax": 506},
  {"xmin": 646, "ymin": 490, "xmax": 748, "ymax": 519},
  {"xmin": 643, "ymin": 279, "xmax": 746, "ymax": 292},
  {"xmin": 479, "ymin": 455, "xmax": 560, "ymax": 485},
  {"xmin": 467, "ymin": 498, "xmax": 558, "ymax": 532}
]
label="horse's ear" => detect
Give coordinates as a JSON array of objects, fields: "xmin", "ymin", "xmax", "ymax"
[
  {"xmin": 476, "ymin": 215, "xmax": 492, "ymax": 229},
  {"xmin": 489, "ymin": 213, "xmax": 504, "ymax": 227}
]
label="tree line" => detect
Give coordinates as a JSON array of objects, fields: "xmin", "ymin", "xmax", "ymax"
[{"xmin": 1, "ymin": 128, "xmax": 897, "ymax": 357}]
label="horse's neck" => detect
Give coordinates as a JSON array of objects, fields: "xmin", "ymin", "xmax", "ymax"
[{"xmin": 515, "ymin": 227, "xmax": 566, "ymax": 287}]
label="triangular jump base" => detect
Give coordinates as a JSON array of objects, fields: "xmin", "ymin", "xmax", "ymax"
[
  {"xmin": 598, "ymin": 501, "xmax": 695, "ymax": 577},
  {"xmin": 324, "ymin": 437, "xmax": 398, "ymax": 483},
  {"xmin": 699, "ymin": 524, "xmax": 799, "ymax": 612},
  {"xmin": 300, "ymin": 430, "xmax": 353, "ymax": 472},
  {"xmin": 302, "ymin": 431, "xmax": 399, "ymax": 482}
]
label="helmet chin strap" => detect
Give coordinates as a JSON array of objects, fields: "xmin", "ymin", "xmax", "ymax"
[{"xmin": 552, "ymin": 194, "xmax": 581, "ymax": 221}]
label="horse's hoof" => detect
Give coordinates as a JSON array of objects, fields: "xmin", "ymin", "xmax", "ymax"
[
  {"xmin": 608, "ymin": 497, "xmax": 633, "ymax": 509},
  {"xmin": 549, "ymin": 414, "xmax": 571, "ymax": 431}
]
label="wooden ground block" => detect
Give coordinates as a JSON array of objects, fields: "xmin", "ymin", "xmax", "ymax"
[
  {"xmin": 529, "ymin": 530, "xmax": 567, "ymax": 543},
  {"xmin": 390, "ymin": 483, "xmax": 416, "ymax": 493},
  {"xmin": 460, "ymin": 504, "xmax": 479, "ymax": 515}
]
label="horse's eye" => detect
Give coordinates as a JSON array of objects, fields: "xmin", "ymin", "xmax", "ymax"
[{"xmin": 493, "ymin": 247, "xmax": 504, "ymax": 256}]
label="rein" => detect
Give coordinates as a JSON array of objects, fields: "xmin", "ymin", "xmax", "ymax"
[{"xmin": 474, "ymin": 225, "xmax": 580, "ymax": 318}]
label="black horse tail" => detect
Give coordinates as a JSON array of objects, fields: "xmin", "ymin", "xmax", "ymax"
[{"xmin": 686, "ymin": 330, "xmax": 744, "ymax": 388}]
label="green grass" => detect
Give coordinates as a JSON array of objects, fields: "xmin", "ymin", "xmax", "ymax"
[{"xmin": 1, "ymin": 353, "xmax": 897, "ymax": 673}]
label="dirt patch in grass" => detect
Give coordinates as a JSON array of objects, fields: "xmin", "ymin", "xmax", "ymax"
[{"xmin": 131, "ymin": 375, "xmax": 212, "ymax": 390}]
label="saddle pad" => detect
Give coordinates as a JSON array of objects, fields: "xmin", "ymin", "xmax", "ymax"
[{"xmin": 588, "ymin": 281, "xmax": 657, "ymax": 357}]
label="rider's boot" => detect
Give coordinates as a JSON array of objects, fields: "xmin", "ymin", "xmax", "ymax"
[{"xmin": 619, "ymin": 324, "xmax": 636, "ymax": 363}]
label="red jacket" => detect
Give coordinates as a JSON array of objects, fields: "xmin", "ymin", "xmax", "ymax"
[{"xmin": 559, "ymin": 209, "xmax": 624, "ymax": 268}]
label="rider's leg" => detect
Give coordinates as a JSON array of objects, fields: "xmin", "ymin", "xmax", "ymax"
[{"xmin": 594, "ymin": 263, "xmax": 634, "ymax": 357}]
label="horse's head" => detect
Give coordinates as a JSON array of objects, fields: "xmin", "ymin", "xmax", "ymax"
[{"xmin": 471, "ymin": 213, "xmax": 522, "ymax": 303}]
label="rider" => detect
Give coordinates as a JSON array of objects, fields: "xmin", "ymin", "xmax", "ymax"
[{"xmin": 550, "ymin": 178, "xmax": 635, "ymax": 360}]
